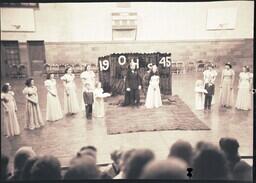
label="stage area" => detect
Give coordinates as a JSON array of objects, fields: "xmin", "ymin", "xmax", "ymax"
[{"xmin": 1, "ymin": 72, "xmax": 253, "ymax": 167}]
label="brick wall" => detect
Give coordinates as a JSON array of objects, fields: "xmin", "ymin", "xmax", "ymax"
[{"xmin": 44, "ymin": 39, "xmax": 253, "ymax": 71}]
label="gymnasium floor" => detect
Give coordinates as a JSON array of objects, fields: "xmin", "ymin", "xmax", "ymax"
[{"xmin": 1, "ymin": 71, "xmax": 253, "ymax": 167}]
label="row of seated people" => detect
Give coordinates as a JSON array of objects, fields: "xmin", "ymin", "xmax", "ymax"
[
  {"xmin": 1, "ymin": 138, "xmax": 252, "ymax": 181},
  {"xmin": 7, "ymin": 64, "xmax": 27, "ymax": 78}
]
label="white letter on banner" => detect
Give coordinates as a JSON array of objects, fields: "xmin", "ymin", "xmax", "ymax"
[
  {"xmin": 99, "ymin": 60, "xmax": 109, "ymax": 71},
  {"xmin": 118, "ymin": 55, "xmax": 126, "ymax": 65},
  {"xmin": 147, "ymin": 63, "xmax": 153, "ymax": 69},
  {"xmin": 131, "ymin": 58, "xmax": 139, "ymax": 69}
]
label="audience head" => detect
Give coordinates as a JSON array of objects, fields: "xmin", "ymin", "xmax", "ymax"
[
  {"xmin": 119, "ymin": 149, "xmax": 136, "ymax": 174},
  {"xmin": 110, "ymin": 149, "xmax": 122, "ymax": 165},
  {"xmin": 14, "ymin": 146, "xmax": 36, "ymax": 172},
  {"xmin": 125, "ymin": 148, "xmax": 155, "ymax": 179},
  {"xmin": 1, "ymin": 154, "xmax": 10, "ymax": 180},
  {"xmin": 219, "ymin": 137, "xmax": 240, "ymax": 169},
  {"xmin": 168, "ymin": 140, "xmax": 193, "ymax": 166},
  {"xmin": 233, "ymin": 160, "xmax": 252, "ymax": 181},
  {"xmin": 1, "ymin": 84, "xmax": 9, "ymax": 93},
  {"xmin": 140, "ymin": 158, "xmax": 188, "ymax": 179},
  {"xmin": 77, "ymin": 146, "xmax": 97, "ymax": 163},
  {"xmin": 30, "ymin": 155, "xmax": 61, "ymax": 180},
  {"xmin": 192, "ymin": 145, "xmax": 228, "ymax": 180},
  {"xmin": 25, "ymin": 78, "xmax": 34, "ymax": 87},
  {"xmin": 20, "ymin": 157, "xmax": 39, "ymax": 180},
  {"xmin": 64, "ymin": 156, "xmax": 100, "ymax": 180}
]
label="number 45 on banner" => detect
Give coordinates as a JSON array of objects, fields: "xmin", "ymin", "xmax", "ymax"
[{"xmin": 159, "ymin": 56, "xmax": 171, "ymax": 67}]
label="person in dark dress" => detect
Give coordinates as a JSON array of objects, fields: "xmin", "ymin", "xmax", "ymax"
[
  {"xmin": 204, "ymin": 81, "xmax": 215, "ymax": 111},
  {"xmin": 123, "ymin": 62, "xmax": 142, "ymax": 106},
  {"xmin": 83, "ymin": 83, "xmax": 94, "ymax": 119}
]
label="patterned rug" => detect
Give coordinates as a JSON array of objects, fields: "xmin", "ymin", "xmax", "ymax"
[{"xmin": 105, "ymin": 95, "xmax": 210, "ymax": 135}]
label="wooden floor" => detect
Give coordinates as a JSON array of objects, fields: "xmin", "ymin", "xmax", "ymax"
[{"xmin": 1, "ymin": 71, "xmax": 253, "ymax": 168}]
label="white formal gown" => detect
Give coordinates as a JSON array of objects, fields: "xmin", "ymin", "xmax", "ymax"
[{"xmin": 145, "ymin": 75, "xmax": 162, "ymax": 109}]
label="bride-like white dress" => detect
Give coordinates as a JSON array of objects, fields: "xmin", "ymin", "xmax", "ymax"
[{"xmin": 145, "ymin": 75, "xmax": 162, "ymax": 109}]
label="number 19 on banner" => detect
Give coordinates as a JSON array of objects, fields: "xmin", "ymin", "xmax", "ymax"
[{"xmin": 99, "ymin": 60, "xmax": 110, "ymax": 71}]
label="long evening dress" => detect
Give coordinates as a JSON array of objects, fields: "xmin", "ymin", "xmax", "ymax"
[
  {"xmin": 44, "ymin": 79, "xmax": 63, "ymax": 121},
  {"xmin": 145, "ymin": 75, "xmax": 162, "ymax": 108},
  {"xmin": 1, "ymin": 92, "xmax": 20, "ymax": 137},
  {"xmin": 61, "ymin": 73, "xmax": 80, "ymax": 114},
  {"xmin": 219, "ymin": 69, "xmax": 235, "ymax": 107},
  {"xmin": 235, "ymin": 72, "xmax": 253, "ymax": 110},
  {"xmin": 195, "ymin": 86, "xmax": 207, "ymax": 110},
  {"xmin": 23, "ymin": 86, "xmax": 45, "ymax": 130}
]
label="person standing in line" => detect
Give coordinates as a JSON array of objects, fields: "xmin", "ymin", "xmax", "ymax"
[
  {"xmin": 61, "ymin": 67, "xmax": 80, "ymax": 115},
  {"xmin": 145, "ymin": 65, "xmax": 162, "ymax": 109},
  {"xmin": 1, "ymin": 83, "xmax": 20, "ymax": 137},
  {"xmin": 22, "ymin": 78, "xmax": 45, "ymax": 130},
  {"xmin": 80, "ymin": 64, "xmax": 96, "ymax": 110},
  {"xmin": 204, "ymin": 81, "xmax": 215, "ymax": 111},
  {"xmin": 83, "ymin": 83, "xmax": 94, "ymax": 120},
  {"xmin": 219, "ymin": 63, "xmax": 235, "ymax": 108},
  {"xmin": 44, "ymin": 73, "xmax": 63, "ymax": 121},
  {"xmin": 203, "ymin": 63, "xmax": 217, "ymax": 105},
  {"xmin": 235, "ymin": 66, "xmax": 253, "ymax": 110}
]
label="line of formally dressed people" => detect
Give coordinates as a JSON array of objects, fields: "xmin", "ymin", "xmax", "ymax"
[
  {"xmin": 195, "ymin": 63, "xmax": 253, "ymax": 111},
  {"xmin": 1, "ymin": 65, "xmax": 109, "ymax": 138}
]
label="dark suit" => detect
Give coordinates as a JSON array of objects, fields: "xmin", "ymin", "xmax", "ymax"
[
  {"xmin": 83, "ymin": 91, "xmax": 94, "ymax": 119},
  {"xmin": 123, "ymin": 69, "xmax": 142, "ymax": 106},
  {"xmin": 204, "ymin": 83, "xmax": 215, "ymax": 110}
]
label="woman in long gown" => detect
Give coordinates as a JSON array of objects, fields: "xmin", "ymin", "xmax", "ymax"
[
  {"xmin": 235, "ymin": 66, "xmax": 253, "ymax": 110},
  {"xmin": 23, "ymin": 78, "xmax": 45, "ymax": 130},
  {"xmin": 203, "ymin": 64, "xmax": 217, "ymax": 104},
  {"xmin": 45, "ymin": 73, "xmax": 63, "ymax": 121},
  {"xmin": 219, "ymin": 63, "xmax": 235, "ymax": 108},
  {"xmin": 61, "ymin": 67, "xmax": 80, "ymax": 115},
  {"xmin": 80, "ymin": 64, "xmax": 96, "ymax": 110},
  {"xmin": 1, "ymin": 83, "xmax": 20, "ymax": 137},
  {"xmin": 145, "ymin": 65, "xmax": 162, "ymax": 109}
]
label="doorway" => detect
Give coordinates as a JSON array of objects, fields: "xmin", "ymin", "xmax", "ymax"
[{"xmin": 27, "ymin": 40, "xmax": 46, "ymax": 76}]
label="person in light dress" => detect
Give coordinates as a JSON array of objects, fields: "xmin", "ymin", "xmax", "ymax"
[
  {"xmin": 61, "ymin": 67, "xmax": 80, "ymax": 115},
  {"xmin": 23, "ymin": 78, "xmax": 45, "ymax": 130},
  {"xmin": 235, "ymin": 66, "xmax": 253, "ymax": 110},
  {"xmin": 194, "ymin": 80, "xmax": 208, "ymax": 110},
  {"xmin": 219, "ymin": 63, "xmax": 235, "ymax": 108},
  {"xmin": 145, "ymin": 65, "xmax": 162, "ymax": 109},
  {"xmin": 1, "ymin": 83, "xmax": 20, "ymax": 137},
  {"xmin": 44, "ymin": 73, "xmax": 63, "ymax": 121}
]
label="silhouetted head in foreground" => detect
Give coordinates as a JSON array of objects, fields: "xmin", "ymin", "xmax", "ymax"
[
  {"xmin": 125, "ymin": 149, "xmax": 155, "ymax": 179},
  {"xmin": 30, "ymin": 155, "xmax": 61, "ymax": 180},
  {"xmin": 168, "ymin": 140, "xmax": 193, "ymax": 166},
  {"xmin": 140, "ymin": 157, "xmax": 188, "ymax": 179},
  {"xmin": 232, "ymin": 160, "xmax": 252, "ymax": 181},
  {"xmin": 192, "ymin": 146, "xmax": 228, "ymax": 180},
  {"xmin": 64, "ymin": 156, "xmax": 100, "ymax": 180}
]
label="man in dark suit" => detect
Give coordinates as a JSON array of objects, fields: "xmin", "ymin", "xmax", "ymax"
[
  {"xmin": 204, "ymin": 81, "xmax": 215, "ymax": 110},
  {"xmin": 123, "ymin": 62, "xmax": 142, "ymax": 106}
]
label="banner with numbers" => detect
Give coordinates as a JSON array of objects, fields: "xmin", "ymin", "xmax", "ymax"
[{"xmin": 98, "ymin": 52, "xmax": 172, "ymax": 95}]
